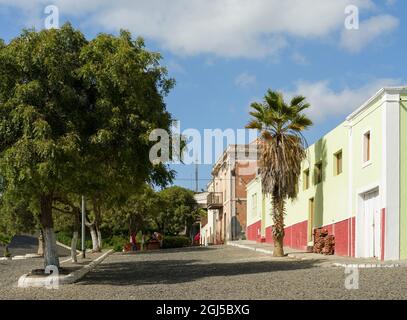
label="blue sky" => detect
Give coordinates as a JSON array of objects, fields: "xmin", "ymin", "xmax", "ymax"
[{"xmin": 0, "ymin": 0, "xmax": 405, "ymax": 191}]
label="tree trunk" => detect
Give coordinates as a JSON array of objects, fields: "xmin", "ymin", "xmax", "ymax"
[
  {"xmin": 71, "ymin": 209, "xmax": 80, "ymax": 262},
  {"xmin": 89, "ymin": 225, "xmax": 100, "ymax": 252},
  {"xmin": 89, "ymin": 196, "xmax": 102, "ymax": 252},
  {"xmin": 272, "ymin": 192, "xmax": 286, "ymax": 257},
  {"xmin": 97, "ymin": 227, "xmax": 102, "ymax": 250},
  {"xmin": 37, "ymin": 230, "xmax": 44, "ymax": 256},
  {"xmin": 4, "ymin": 244, "xmax": 11, "ymax": 258},
  {"xmin": 40, "ymin": 194, "xmax": 60, "ymax": 269},
  {"xmin": 71, "ymin": 231, "xmax": 78, "ymax": 263}
]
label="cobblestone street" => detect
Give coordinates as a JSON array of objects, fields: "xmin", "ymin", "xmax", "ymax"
[{"xmin": 1, "ymin": 246, "xmax": 406, "ymax": 300}]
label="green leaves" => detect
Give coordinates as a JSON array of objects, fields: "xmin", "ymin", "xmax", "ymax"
[
  {"xmin": 0, "ymin": 23, "xmax": 176, "ymax": 236},
  {"xmin": 246, "ymin": 89, "xmax": 313, "ymax": 201}
]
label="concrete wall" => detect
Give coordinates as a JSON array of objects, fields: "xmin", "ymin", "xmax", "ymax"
[{"xmin": 400, "ymin": 95, "xmax": 407, "ymax": 259}]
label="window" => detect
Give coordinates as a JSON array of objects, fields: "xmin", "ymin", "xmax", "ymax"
[
  {"xmin": 363, "ymin": 131, "xmax": 371, "ymax": 163},
  {"xmin": 303, "ymin": 169, "xmax": 310, "ymax": 190},
  {"xmin": 252, "ymin": 193, "xmax": 257, "ymax": 217},
  {"xmin": 314, "ymin": 162, "xmax": 322, "ymax": 185},
  {"xmin": 334, "ymin": 150, "xmax": 343, "ymax": 176}
]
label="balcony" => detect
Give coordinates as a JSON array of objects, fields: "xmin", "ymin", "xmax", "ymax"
[{"xmin": 207, "ymin": 192, "xmax": 223, "ymax": 209}]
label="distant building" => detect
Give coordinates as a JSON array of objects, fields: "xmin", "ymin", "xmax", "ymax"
[{"xmin": 203, "ymin": 143, "xmax": 259, "ymax": 244}]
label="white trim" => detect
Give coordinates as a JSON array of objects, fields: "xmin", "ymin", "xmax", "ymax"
[
  {"xmin": 347, "ymin": 87, "xmax": 407, "ymax": 122},
  {"xmin": 356, "ymin": 181, "xmax": 381, "ymax": 196},
  {"xmin": 383, "ymin": 92, "xmax": 400, "ymax": 260}
]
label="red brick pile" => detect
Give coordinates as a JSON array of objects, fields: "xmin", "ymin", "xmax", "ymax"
[{"xmin": 313, "ymin": 228, "xmax": 335, "ymax": 255}]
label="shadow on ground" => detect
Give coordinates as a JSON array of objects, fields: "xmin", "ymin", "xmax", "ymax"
[{"xmin": 79, "ymin": 248, "xmax": 324, "ymax": 287}]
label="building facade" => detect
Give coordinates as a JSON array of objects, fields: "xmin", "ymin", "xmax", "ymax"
[
  {"xmin": 246, "ymin": 87, "xmax": 407, "ymax": 261},
  {"xmin": 203, "ymin": 144, "xmax": 258, "ymax": 244}
]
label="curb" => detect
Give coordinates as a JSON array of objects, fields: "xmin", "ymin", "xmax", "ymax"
[
  {"xmin": 332, "ymin": 262, "xmax": 402, "ymax": 268},
  {"xmin": 0, "ymin": 254, "xmax": 42, "ymax": 261},
  {"xmin": 17, "ymin": 249, "xmax": 113, "ymax": 288},
  {"xmin": 227, "ymin": 242, "xmax": 274, "ymax": 255},
  {"xmin": 227, "ymin": 242, "xmax": 313, "ymax": 261},
  {"xmin": 56, "ymin": 241, "xmax": 81, "ymax": 254},
  {"xmin": 0, "ymin": 257, "xmax": 12, "ymax": 261}
]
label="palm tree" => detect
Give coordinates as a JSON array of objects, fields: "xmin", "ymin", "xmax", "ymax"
[{"xmin": 246, "ymin": 89, "xmax": 312, "ymax": 257}]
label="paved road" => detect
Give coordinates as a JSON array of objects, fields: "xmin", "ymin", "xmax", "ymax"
[
  {"xmin": 1, "ymin": 245, "xmax": 407, "ymax": 299},
  {"xmin": 0, "ymin": 234, "xmax": 69, "ymax": 257}
]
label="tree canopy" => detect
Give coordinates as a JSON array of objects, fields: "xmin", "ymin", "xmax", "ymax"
[{"xmin": 0, "ymin": 23, "xmax": 176, "ymax": 267}]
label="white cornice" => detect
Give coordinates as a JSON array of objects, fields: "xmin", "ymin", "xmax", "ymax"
[{"xmin": 346, "ymin": 87, "xmax": 407, "ymax": 122}]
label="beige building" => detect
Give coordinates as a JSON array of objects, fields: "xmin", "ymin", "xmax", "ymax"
[{"xmin": 203, "ymin": 143, "xmax": 258, "ymax": 244}]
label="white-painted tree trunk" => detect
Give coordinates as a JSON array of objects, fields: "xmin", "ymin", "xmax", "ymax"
[
  {"xmin": 89, "ymin": 226, "xmax": 100, "ymax": 252},
  {"xmin": 97, "ymin": 228, "xmax": 102, "ymax": 250},
  {"xmin": 71, "ymin": 231, "xmax": 78, "ymax": 263},
  {"xmin": 37, "ymin": 231, "xmax": 44, "ymax": 256},
  {"xmin": 43, "ymin": 227, "xmax": 60, "ymax": 268}
]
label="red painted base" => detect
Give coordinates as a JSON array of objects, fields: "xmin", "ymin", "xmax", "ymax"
[
  {"xmin": 247, "ymin": 217, "xmax": 357, "ymax": 257},
  {"xmin": 246, "ymin": 220, "xmax": 261, "ymax": 241}
]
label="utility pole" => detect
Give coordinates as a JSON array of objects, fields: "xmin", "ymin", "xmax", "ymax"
[
  {"xmin": 195, "ymin": 157, "xmax": 199, "ymax": 192},
  {"xmin": 81, "ymin": 195, "xmax": 86, "ymax": 259}
]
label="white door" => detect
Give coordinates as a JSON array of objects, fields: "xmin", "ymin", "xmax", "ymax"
[{"xmin": 362, "ymin": 190, "xmax": 381, "ymax": 258}]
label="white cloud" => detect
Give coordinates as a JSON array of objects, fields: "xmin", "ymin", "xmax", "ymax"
[
  {"xmin": 235, "ymin": 73, "xmax": 257, "ymax": 88},
  {"xmin": 284, "ymin": 78, "xmax": 403, "ymax": 122},
  {"xmin": 340, "ymin": 14, "xmax": 399, "ymax": 53},
  {"xmin": 291, "ymin": 52, "xmax": 309, "ymax": 65},
  {"xmin": 2, "ymin": 0, "xmax": 397, "ymax": 58}
]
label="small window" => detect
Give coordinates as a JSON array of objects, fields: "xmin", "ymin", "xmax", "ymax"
[
  {"xmin": 363, "ymin": 131, "xmax": 371, "ymax": 163},
  {"xmin": 252, "ymin": 193, "xmax": 257, "ymax": 217},
  {"xmin": 303, "ymin": 169, "xmax": 310, "ymax": 190},
  {"xmin": 334, "ymin": 150, "xmax": 343, "ymax": 176},
  {"xmin": 314, "ymin": 162, "xmax": 322, "ymax": 185}
]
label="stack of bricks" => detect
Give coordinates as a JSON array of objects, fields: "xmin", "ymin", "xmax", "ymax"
[
  {"xmin": 313, "ymin": 228, "xmax": 335, "ymax": 255},
  {"xmin": 322, "ymin": 235, "xmax": 335, "ymax": 255}
]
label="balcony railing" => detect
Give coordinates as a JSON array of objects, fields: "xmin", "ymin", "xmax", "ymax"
[{"xmin": 207, "ymin": 192, "xmax": 223, "ymax": 209}]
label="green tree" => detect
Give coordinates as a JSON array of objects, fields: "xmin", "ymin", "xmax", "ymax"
[
  {"xmin": 104, "ymin": 184, "xmax": 159, "ymax": 239},
  {"xmin": 246, "ymin": 89, "xmax": 312, "ymax": 257},
  {"xmin": 0, "ymin": 24, "xmax": 175, "ymax": 268},
  {"xmin": 155, "ymin": 186, "xmax": 199, "ymax": 236}
]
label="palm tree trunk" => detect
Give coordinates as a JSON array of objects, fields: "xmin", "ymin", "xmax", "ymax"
[{"xmin": 272, "ymin": 192, "xmax": 285, "ymax": 257}]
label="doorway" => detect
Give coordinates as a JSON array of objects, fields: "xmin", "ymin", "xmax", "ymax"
[
  {"xmin": 308, "ymin": 198, "xmax": 315, "ymax": 243},
  {"xmin": 360, "ymin": 189, "xmax": 381, "ymax": 258}
]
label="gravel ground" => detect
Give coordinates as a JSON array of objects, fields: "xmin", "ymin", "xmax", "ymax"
[{"xmin": 1, "ymin": 245, "xmax": 407, "ymax": 300}]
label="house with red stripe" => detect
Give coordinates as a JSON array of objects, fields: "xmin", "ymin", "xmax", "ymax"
[{"xmin": 246, "ymin": 87, "xmax": 407, "ymax": 261}]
